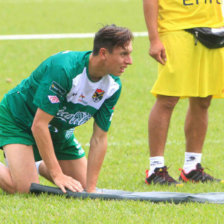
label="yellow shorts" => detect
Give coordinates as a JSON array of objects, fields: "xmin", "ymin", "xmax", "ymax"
[{"xmin": 151, "ymin": 30, "xmax": 224, "ymax": 98}]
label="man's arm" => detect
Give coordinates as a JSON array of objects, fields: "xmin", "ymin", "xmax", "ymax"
[
  {"xmin": 86, "ymin": 121, "xmax": 108, "ymax": 193},
  {"xmin": 143, "ymin": 0, "xmax": 166, "ymax": 64},
  {"xmin": 31, "ymin": 108, "xmax": 83, "ymax": 193}
]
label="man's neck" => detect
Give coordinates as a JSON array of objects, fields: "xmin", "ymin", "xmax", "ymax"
[{"xmin": 88, "ymin": 54, "xmax": 107, "ymax": 81}]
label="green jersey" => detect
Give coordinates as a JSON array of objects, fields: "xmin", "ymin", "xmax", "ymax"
[{"xmin": 5, "ymin": 51, "xmax": 121, "ymax": 134}]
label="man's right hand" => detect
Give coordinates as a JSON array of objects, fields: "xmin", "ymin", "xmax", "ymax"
[
  {"xmin": 53, "ymin": 173, "xmax": 83, "ymax": 193},
  {"xmin": 149, "ymin": 39, "xmax": 167, "ymax": 65}
]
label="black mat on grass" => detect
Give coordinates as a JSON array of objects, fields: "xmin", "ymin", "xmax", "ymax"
[{"xmin": 30, "ymin": 183, "xmax": 224, "ymax": 204}]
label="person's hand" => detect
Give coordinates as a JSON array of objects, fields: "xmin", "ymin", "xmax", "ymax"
[
  {"xmin": 149, "ymin": 39, "xmax": 167, "ymax": 65},
  {"xmin": 53, "ymin": 173, "xmax": 83, "ymax": 193}
]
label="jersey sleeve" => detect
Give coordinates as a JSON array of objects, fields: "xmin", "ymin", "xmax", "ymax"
[
  {"xmin": 33, "ymin": 62, "xmax": 70, "ymax": 116},
  {"xmin": 93, "ymin": 86, "xmax": 121, "ymax": 132}
]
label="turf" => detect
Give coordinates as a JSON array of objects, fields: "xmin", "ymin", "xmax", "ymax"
[{"xmin": 1, "ymin": 0, "xmax": 224, "ymax": 223}]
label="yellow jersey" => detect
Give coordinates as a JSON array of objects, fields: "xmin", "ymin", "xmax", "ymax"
[{"xmin": 158, "ymin": 0, "xmax": 224, "ymax": 32}]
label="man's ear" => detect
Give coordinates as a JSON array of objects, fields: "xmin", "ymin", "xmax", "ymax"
[{"xmin": 99, "ymin": 48, "xmax": 108, "ymax": 59}]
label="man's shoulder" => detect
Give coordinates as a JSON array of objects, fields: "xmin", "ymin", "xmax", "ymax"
[
  {"xmin": 102, "ymin": 75, "xmax": 122, "ymax": 98},
  {"xmin": 50, "ymin": 50, "xmax": 91, "ymax": 65},
  {"xmin": 108, "ymin": 75, "xmax": 122, "ymax": 87},
  {"xmin": 46, "ymin": 51, "xmax": 91, "ymax": 77}
]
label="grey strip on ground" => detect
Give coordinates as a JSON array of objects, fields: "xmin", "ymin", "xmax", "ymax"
[{"xmin": 30, "ymin": 183, "xmax": 224, "ymax": 204}]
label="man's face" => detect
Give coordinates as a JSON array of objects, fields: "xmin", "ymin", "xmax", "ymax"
[{"xmin": 104, "ymin": 41, "xmax": 133, "ymax": 76}]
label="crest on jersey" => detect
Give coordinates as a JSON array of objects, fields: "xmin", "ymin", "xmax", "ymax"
[
  {"xmin": 48, "ymin": 95, "xmax": 60, "ymax": 104},
  {"xmin": 92, "ymin": 89, "xmax": 105, "ymax": 103}
]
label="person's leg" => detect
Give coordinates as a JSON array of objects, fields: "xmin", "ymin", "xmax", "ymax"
[
  {"xmin": 149, "ymin": 95, "xmax": 179, "ymax": 156},
  {"xmin": 148, "ymin": 95, "xmax": 179, "ymax": 173},
  {"xmin": 59, "ymin": 158, "xmax": 87, "ymax": 188},
  {"xmin": 146, "ymin": 95, "xmax": 182, "ymax": 185},
  {"xmin": 185, "ymin": 96, "xmax": 212, "ymax": 154},
  {"xmin": 39, "ymin": 157, "xmax": 87, "ymax": 189},
  {"xmin": 179, "ymin": 96, "xmax": 221, "ymax": 182},
  {"xmin": 37, "ymin": 133, "xmax": 87, "ymax": 188},
  {"xmin": 0, "ymin": 144, "xmax": 39, "ymax": 193},
  {"xmin": 183, "ymin": 96, "xmax": 212, "ymax": 173}
]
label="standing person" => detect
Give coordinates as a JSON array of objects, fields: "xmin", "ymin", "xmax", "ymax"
[
  {"xmin": 143, "ymin": 0, "xmax": 224, "ymax": 185},
  {"xmin": 0, "ymin": 24, "xmax": 133, "ymax": 193}
]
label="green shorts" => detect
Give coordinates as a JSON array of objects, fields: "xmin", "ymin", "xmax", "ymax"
[
  {"xmin": 33, "ymin": 130, "xmax": 85, "ymax": 161},
  {"xmin": 0, "ymin": 97, "xmax": 85, "ymax": 161}
]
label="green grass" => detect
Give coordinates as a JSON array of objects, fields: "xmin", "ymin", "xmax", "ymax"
[
  {"xmin": 1, "ymin": 0, "xmax": 224, "ymax": 223},
  {"xmin": 0, "ymin": 0, "xmax": 146, "ymax": 34},
  {"xmin": 1, "ymin": 194, "xmax": 224, "ymax": 223}
]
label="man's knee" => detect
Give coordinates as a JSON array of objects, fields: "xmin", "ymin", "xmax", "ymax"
[
  {"xmin": 199, "ymin": 97, "xmax": 212, "ymax": 109},
  {"xmin": 0, "ymin": 180, "xmax": 33, "ymax": 194},
  {"xmin": 156, "ymin": 95, "xmax": 179, "ymax": 110},
  {"xmin": 15, "ymin": 180, "xmax": 39, "ymax": 194},
  {"xmin": 190, "ymin": 96, "xmax": 212, "ymax": 110}
]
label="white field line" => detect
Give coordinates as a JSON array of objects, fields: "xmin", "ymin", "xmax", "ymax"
[
  {"xmin": 0, "ymin": 32, "xmax": 148, "ymax": 40},
  {"xmin": 83, "ymin": 139, "xmax": 224, "ymax": 147}
]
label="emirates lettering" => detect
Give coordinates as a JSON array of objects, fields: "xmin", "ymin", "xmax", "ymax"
[{"xmin": 183, "ymin": 0, "xmax": 222, "ymax": 5}]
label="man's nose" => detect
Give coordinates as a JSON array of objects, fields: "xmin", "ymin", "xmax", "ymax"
[{"xmin": 126, "ymin": 55, "xmax": 132, "ymax": 65}]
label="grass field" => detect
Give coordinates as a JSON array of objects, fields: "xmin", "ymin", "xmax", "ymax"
[{"xmin": 1, "ymin": 0, "xmax": 224, "ymax": 223}]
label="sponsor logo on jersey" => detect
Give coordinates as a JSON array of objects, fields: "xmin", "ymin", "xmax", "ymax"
[
  {"xmin": 78, "ymin": 94, "xmax": 88, "ymax": 105},
  {"xmin": 49, "ymin": 81, "xmax": 66, "ymax": 96},
  {"xmin": 48, "ymin": 95, "xmax": 60, "ymax": 104},
  {"xmin": 56, "ymin": 106, "xmax": 92, "ymax": 126},
  {"xmin": 92, "ymin": 89, "xmax": 105, "ymax": 103}
]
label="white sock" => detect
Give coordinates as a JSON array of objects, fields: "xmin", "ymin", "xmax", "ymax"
[
  {"xmin": 148, "ymin": 156, "xmax": 164, "ymax": 177},
  {"xmin": 183, "ymin": 152, "xmax": 202, "ymax": 174},
  {"xmin": 35, "ymin": 160, "xmax": 42, "ymax": 174}
]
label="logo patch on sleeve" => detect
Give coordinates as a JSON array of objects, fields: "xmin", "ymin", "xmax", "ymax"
[
  {"xmin": 92, "ymin": 89, "xmax": 105, "ymax": 103},
  {"xmin": 49, "ymin": 81, "xmax": 66, "ymax": 96},
  {"xmin": 48, "ymin": 95, "xmax": 60, "ymax": 104}
]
